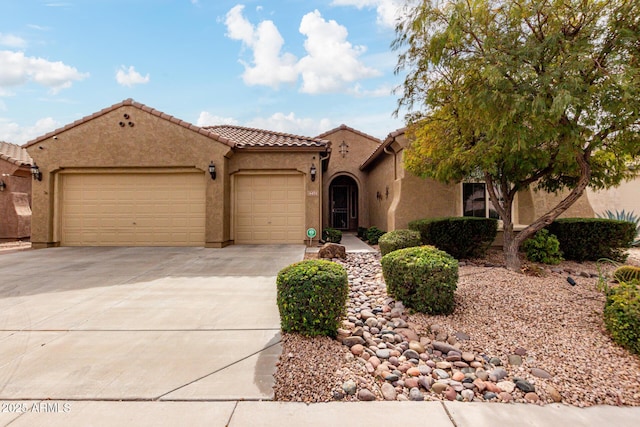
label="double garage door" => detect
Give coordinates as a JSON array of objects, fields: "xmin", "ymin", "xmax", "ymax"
[{"xmin": 60, "ymin": 173, "xmax": 205, "ymax": 246}]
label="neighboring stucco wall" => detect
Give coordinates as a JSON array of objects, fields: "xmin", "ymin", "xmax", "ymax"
[
  {"xmin": 26, "ymin": 105, "xmax": 233, "ymax": 248},
  {"xmin": 228, "ymin": 150, "xmax": 322, "ymax": 244},
  {"xmin": 517, "ymin": 187, "xmax": 595, "ymax": 224},
  {"xmin": 586, "ymin": 178, "xmax": 640, "ymax": 217},
  {"xmin": 0, "ymin": 161, "xmax": 31, "ymax": 239},
  {"xmin": 365, "ymin": 151, "xmax": 395, "ymax": 231},
  {"xmin": 320, "ymin": 128, "xmax": 380, "ymax": 229}
]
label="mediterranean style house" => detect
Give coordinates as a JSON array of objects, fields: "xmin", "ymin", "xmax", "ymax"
[
  {"xmin": 22, "ymin": 99, "xmax": 618, "ymax": 248},
  {"xmin": 0, "ymin": 141, "xmax": 32, "ymax": 240}
]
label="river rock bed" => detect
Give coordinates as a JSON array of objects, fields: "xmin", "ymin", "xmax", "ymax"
[{"xmin": 273, "ymin": 251, "xmax": 640, "ymax": 406}]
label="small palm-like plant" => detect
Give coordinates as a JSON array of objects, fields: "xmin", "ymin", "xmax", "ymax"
[{"xmin": 597, "ymin": 210, "xmax": 640, "ymax": 247}]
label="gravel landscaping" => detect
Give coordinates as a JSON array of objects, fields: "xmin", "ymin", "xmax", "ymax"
[{"xmin": 273, "ymin": 248, "xmax": 640, "ymax": 406}]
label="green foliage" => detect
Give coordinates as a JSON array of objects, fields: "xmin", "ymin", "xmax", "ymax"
[
  {"xmin": 276, "ymin": 260, "xmax": 348, "ymax": 337},
  {"xmin": 366, "ymin": 226, "xmax": 386, "ymax": 245},
  {"xmin": 394, "ymin": 0, "xmax": 640, "ymax": 270},
  {"xmin": 522, "ymin": 229, "xmax": 563, "ymax": 265},
  {"xmin": 381, "ymin": 246, "xmax": 458, "ymax": 315},
  {"xmin": 598, "ymin": 210, "xmax": 640, "ymax": 247},
  {"xmin": 357, "ymin": 226, "xmax": 368, "ymax": 239},
  {"xmin": 604, "ymin": 282, "xmax": 640, "ymax": 355},
  {"xmin": 408, "ymin": 217, "xmax": 497, "ymax": 259},
  {"xmin": 322, "ymin": 227, "xmax": 342, "ymax": 244},
  {"xmin": 378, "ymin": 229, "xmax": 422, "ymax": 256},
  {"xmin": 547, "ymin": 218, "xmax": 636, "ymax": 262},
  {"xmin": 614, "ymin": 266, "xmax": 640, "ymax": 284}
]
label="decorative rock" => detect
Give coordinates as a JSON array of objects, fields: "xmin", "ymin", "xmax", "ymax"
[
  {"xmin": 358, "ymin": 389, "xmax": 376, "ymax": 401},
  {"xmin": 499, "ymin": 392, "xmax": 513, "ymax": 402},
  {"xmin": 381, "ymin": 383, "xmax": 397, "ymax": 401},
  {"xmin": 418, "ymin": 376, "xmax": 433, "ymax": 390},
  {"xmin": 490, "ymin": 367, "xmax": 508, "ymax": 381},
  {"xmin": 409, "ymin": 341, "xmax": 426, "ymax": 354},
  {"xmin": 433, "ymin": 369, "xmax": 450, "ymax": 379},
  {"xmin": 444, "ymin": 387, "xmax": 458, "ymax": 401},
  {"xmin": 452, "ymin": 371, "xmax": 465, "ymax": 382},
  {"xmin": 462, "ymin": 352, "xmax": 475, "ymax": 362},
  {"xmin": 376, "ymin": 349, "xmax": 391, "ymax": 359},
  {"xmin": 489, "ymin": 357, "xmax": 502, "ymax": 366},
  {"xmin": 476, "ymin": 370, "xmax": 489, "ymax": 381},
  {"xmin": 432, "ymin": 382, "xmax": 448, "ymax": 394},
  {"xmin": 405, "ymin": 377, "xmax": 419, "ymax": 389},
  {"xmin": 409, "ymin": 387, "xmax": 424, "ymax": 401},
  {"xmin": 384, "ymin": 373, "xmax": 399, "ymax": 382},
  {"xmin": 403, "ymin": 349, "xmax": 421, "ymax": 361},
  {"xmin": 406, "ymin": 367, "xmax": 421, "ymax": 377},
  {"xmin": 318, "ymin": 243, "xmax": 346, "ymax": 259},
  {"xmin": 508, "ymin": 354, "xmax": 523, "ymax": 366},
  {"xmin": 350, "ymin": 344, "xmax": 364, "ymax": 356},
  {"xmin": 531, "ymin": 368, "xmax": 552, "ymax": 379},
  {"xmin": 432, "ymin": 341, "xmax": 458, "ymax": 354},
  {"xmin": 436, "ymin": 361, "xmax": 452, "ymax": 370},
  {"xmin": 342, "ymin": 380, "xmax": 357, "ymax": 395},
  {"xmin": 485, "ymin": 382, "xmax": 500, "ymax": 393},
  {"xmin": 473, "ymin": 379, "xmax": 486, "ymax": 392},
  {"xmin": 483, "ymin": 392, "xmax": 498, "ymax": 400},
  {"xmin": 461, "ymin": 389, "xmax": 475, "ymax": 402},
  {"xmin": 524, "ymin": 392, "xmax": 539, "ymax": 403},
  {"xmin": 497, "ymin": 381, "xmax": 516, "ymax": 393},
  {"xmin": 547, "ymin": 385, "xmax": 562, "ymax": 403},
  {"xmin": 342, "ymin": 336, "xmax": 365, "ymax": 347},
  {"xmin": 419, "ymin": 365, "xmax": 432, "ymax": 376},
  {"xmin": 514, "ymin": 347, "xmax": 527, "ymax": 356},
  {"xmin": 515, "ymin": 380, "xmax": 536, "ymax": 393},
  {"xmin": 454, "ymin": 331, "xmax": 471, "ymax": 341},
  {"xmin": 368, "ymin": 356, "xmax": 381, "ymax": 369}
]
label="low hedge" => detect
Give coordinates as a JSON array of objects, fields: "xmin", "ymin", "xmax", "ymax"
[
  {"xmin": 378, "ymin": 229, "xmax": 422, "ymax": 256},
  {"xmin": 357, "ymin": 226, "xmax": 368, "ymax": 239},
  {"xmin": 547, "ymin": 218, "xmax": 636, "ymax": 262},
  {"xmin": 408, "ymin": 217, "xmax": 497, "ymax": 259},
  {"xmin": 366, "ymin": 226, "xmax": 386, "ymax": 245},
  {"xmin": 276, "ymin": 260, "xmax": 348, "ymax": 337},
  {"xmin": 604, "ymin": 282, "xmax": 640, "ymax": 355},
  {"xmin": 381, "ymin": 245, "xmax": 458, "ymax": 315},
  {"xmin": 322, "ymin": 227, "xmax": 342, "ymax": 243}
]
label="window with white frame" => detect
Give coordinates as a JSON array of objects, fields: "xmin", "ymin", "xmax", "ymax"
[{"xmin": 462, "ymin": 182, "xmax": 501, "ymax": 219}]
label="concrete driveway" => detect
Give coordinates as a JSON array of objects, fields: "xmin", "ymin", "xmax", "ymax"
[{"xmin": 0, "ymin": 245, "xmax": 304, "ymax": 401}]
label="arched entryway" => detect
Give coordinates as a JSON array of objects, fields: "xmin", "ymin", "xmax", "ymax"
[{"xmin": 329, "ymin": 175, "xmax": 359, "ymax": 231}]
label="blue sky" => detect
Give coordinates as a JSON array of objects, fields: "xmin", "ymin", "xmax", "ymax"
[{"xmin": 0, "ymin": 0, "xmax": 409, "ymax": 145}]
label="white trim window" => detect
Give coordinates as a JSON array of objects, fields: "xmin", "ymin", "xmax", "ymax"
[{"xmin": 462, "ymin": 182, "xmax": 501, "ymax": 219}]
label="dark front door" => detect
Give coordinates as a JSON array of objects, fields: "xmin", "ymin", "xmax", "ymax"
[{"xmin": 330, "ymin": 176, "xmax": 358, "ymax": 230}]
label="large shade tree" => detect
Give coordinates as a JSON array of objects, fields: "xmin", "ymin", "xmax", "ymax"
[{"xmin": 394, "ymin": 0, "xmax": 640, "ymax": 271}]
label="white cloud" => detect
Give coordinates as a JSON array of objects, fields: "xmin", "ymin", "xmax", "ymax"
[
  {"xmin": 225, "ymin": 5, "xmax": 298, "ymax": 88},
  {"xmin": 224, "ymin": 6, "xmax": 380, "ymax": 93},
  {"xmin": 246, "ymin": 112, "xmax": 332, "ymax": 137},
  {"xmin": 297, "ymin": 10, "xmax": 380, "ymax": 94},
  {"xmin": 0, "ymin": 50, "xmax": 88, "ymax": 94},
  {"xmin": 331, "ymin": 0, "xmax": 406, "ymax": 28},
  {"xmin": 196, "ymin": 111, "xmax": 239, "ymax": 127},
  {"xmin": 115, "ymin": 65, "xmax": 150, "ymax": 87},
  {"xmin": 349, "ymin": 83, "xmax": 394, "ymax": 97},
  {"xmin": 0, "ymin": 33, "xmax": 27, "ymax": 48},
  {"xmin": 0, "ymin": 116, "xmax": 60, "ymax": 144}
]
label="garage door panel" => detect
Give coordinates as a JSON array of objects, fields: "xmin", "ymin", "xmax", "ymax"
[
  {"xmin": 61, "ymin": 173, "xmax": 205, "ymax": 246},
  {"xmin": 235, "ymin": 174, "xmax": 304, "ymax": 244}
]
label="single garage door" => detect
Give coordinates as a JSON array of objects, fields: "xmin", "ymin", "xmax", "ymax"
[
  {"xmin": 235, "ymin": 174, "xmax": 304, "ymax": 244},
  {"xmin": 60, "ymin": 172, "xmax": 205, "ymax": 246}
]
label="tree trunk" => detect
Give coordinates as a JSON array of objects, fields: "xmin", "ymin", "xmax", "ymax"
[{"xmin": 502, "ymin": 217, "xmax": 521, "ymax": 272}]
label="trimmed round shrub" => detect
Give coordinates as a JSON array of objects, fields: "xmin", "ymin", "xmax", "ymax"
[
  {"xmin": 408, "ymin": 217, "xmax": 497, "ymax": 259},
  {"xmin": 378, "ymin": 229, "xmax": 422, "ymax": 256},
  {"xmin": 276, "ymin": 260, "xmax": 348, "ymax": 337},
  {"xmin": 522, "ymin": 229, "xmax": 563, "ymax": 265},
  {"xmin": 613, "ymin": 265, "xmax": 640, "ymax": 283},
  {"xmin": 381, "ymin": 245, "xmax": 458, "ymax": 315},
  {"xmin": 366, "ymin": 226, "xmax": 386, "ymax": 245},
  {"xmin": 604, "ymin": 282, "xmax": 640, "ymax": 355},
  {"xmin": 547, "ymin": 218, "xmax": 636, "ymax": 262},
  {"xmin": 322, "ymin": 227, "xmax": 342, "ymax": 243}
]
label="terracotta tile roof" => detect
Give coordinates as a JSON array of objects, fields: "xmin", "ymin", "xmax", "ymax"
[
  {"xmin": 316, "ymin": 124, "xmax": 382, "ymax": 144},
  {"xmin": 0, "ymin": 141, "xmax": 33, "ymax": 166},
  {"xmin": 360, "ymin": 127, "xmax": 406, "ymax": 170},
  {"xmin": 205, "ymin": 125, "xmax": 329, "ymax": 150},
  {"xmin": 24, "ymin": 99, "xmax": 235, "ymax": 149}
]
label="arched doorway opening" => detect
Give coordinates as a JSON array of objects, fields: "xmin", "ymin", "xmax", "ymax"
[{"xmin": 329, "ymin": 175, "xmax": 358, "ymax": 231}]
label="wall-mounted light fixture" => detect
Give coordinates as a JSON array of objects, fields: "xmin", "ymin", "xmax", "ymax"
[
  {"xmin": 208, "ymin": 161, "xmax": 216, "ymax": 180},
  {"xmin": 31, "ymin": 164, "xmax": 42, "ymax": 181},
  {"xmin": 310, "ymin": 164, "xmax": 317, "ymax": 182},
  {"xmin": 0, "ymin": 180, "xmax": 5, "ymax": 192},
  {"xmin": 376, "ymin": 191, "xmax": 382, "ymax": 201}
]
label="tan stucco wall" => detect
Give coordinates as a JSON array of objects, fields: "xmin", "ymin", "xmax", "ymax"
[
  {"xmin": 320, "ymin": 128, "xmax": 380, "ymax": 229},
  {"xmin": 0, "ymin": 161, "xmax": 31, "ymax": 239},
  {"xmin": 586, "ymin": 178, "xmax": 640, "ymax": 217},
  {"xmin": 26, "ymin": 105, "xmax": 233, "ymax": 248},
  {"xmin": 228, "ymin": 150, "xmax": 322, "ymax": 245},
  {"xmin": 517, "ymin": 187, "xmax": 595, "ymax": 224}
]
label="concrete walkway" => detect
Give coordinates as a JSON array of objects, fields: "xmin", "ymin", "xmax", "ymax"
[{"xmin": 306, "ymin": 232, "xmax": 377, "ymax": 254}]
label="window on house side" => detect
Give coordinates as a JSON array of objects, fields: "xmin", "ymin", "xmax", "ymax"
[{"xmin": 462, "ymin": 182, "xmax": 500, "ymax": 219}]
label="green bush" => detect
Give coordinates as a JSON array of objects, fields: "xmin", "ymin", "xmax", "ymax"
[
  {"xmin": 522, "ymin": 229, "xmax": 563, "ymax": 265},
  {"xmin": 276, "ymin": 260, "xmax": 348, "ymax": 337},
  {"xmin": 366, "ymin": 226, "xmax": 386, "ymax": 245},
  {"xmin": 603, "ymin": 282, "xmax": 640, "ymax": 355},
  {"xmin": 357, "ymin": 226, "xmax": 368, "ymax": 239},
  {"xmin": 597, "ymin": 209, "xmax": 640, "ymax": 247},
  {"xmin": 378, "ymin": 229, "xmax": 422, "ymax": 256},
  {"xmin": 613, "ymin": 266, "xmax": 640, "ymax": 283},
  {"xmin": 322, "ymin": 227, "xmax": 342, "ymax": 243},
  {"xmin": 381, "ymin": 245, "xmax": 458, "ymax": 315},
  {"xmin": 408, "ymin": 217, "xmax": 498, "ymax": 259},
  {"xmin": 547, "ymin": 218, "xmax": 636, "ymax": 262}
]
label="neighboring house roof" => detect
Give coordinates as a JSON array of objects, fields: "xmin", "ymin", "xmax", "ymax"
[
  {"xmin": 316, "ymin": 124, "xmax": 382, "ymax": 145},
  {"xmin": 0, "ymin": 141, "xmax": 33, "ymax": 166},
  {"xmin": 24, "ymin": 99, "xmax": 235, "ymax": 149},
  {"xmin": 205, "ymin": 125, "xmax": 329, "ymax": 150},
  {"xmin": 360, "ymin": 127, "xmax": 406, "ymax": 171}
]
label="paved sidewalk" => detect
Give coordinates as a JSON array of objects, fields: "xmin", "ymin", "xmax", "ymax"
[{"xmin": 306, "ymin": 232, "xmax": 377, "ymax": 254}]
